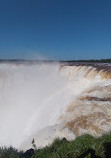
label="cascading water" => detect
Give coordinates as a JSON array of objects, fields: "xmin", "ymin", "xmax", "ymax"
[{"xmin": 0, "ymin": 62, "xmax": 111, "ymax": 150}]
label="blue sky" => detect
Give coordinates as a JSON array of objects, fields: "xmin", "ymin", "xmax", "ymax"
[{"xmin": 0, "ymin": 0, "xmax": 111, "ymax": 60}]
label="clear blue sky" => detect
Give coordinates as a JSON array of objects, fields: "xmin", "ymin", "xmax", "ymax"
[{"xmin": 0, "ymin": 0, "xmax": 111, "ymax": 60}]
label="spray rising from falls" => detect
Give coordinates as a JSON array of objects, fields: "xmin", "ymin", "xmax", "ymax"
[{"xmin": 0, "ymin": 62, "xmax": 111, "ymax": 150}]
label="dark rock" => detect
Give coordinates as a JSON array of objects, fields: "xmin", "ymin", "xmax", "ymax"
[
  {"xmin": 23, "ymin": 148, "xmax": 34, "ymax": 158},
  {"xmin": 62, "ymin": 137, "xmax": 68, "ymax": 143}
]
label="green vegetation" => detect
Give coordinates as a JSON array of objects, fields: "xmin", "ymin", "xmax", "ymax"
[
  {"xmin": 32, "ymin": 133, "xmax": 111, "ymax": 158},
  {"xmin": 1, "ymin": 133, "xmax": 111, "ymax": 158},
  {"xmin": 0, "ymin": 146, "xmax": 24, "ymax": 158}
]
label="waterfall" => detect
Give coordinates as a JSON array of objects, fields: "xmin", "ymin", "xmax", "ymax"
[{"xmin": 0, "ymin": 62, "xmax": 111, "ymax": 150}]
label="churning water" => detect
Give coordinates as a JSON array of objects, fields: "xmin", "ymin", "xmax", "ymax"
[{"xmin": 0, "ymin": 62, "xmax": 111, "ymax": 150}]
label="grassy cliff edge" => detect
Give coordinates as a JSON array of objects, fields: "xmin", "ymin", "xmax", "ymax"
[{"xmin": 1, "ymin": 133, "xmax": 111, "ymax": 158}]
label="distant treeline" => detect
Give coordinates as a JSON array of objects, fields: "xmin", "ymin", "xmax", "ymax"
[
  {"xmin": 0, "ymin": 59, "xmax": 111, "ymax": 63},
  {"xmin": 61, "ymin": 59, "xmax": 111, "ymax": 63}
]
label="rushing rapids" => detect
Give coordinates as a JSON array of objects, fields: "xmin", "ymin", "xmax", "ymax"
[{"xmin": 0, "ymin": 62, "xmax": 111, "ymax": 150}]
